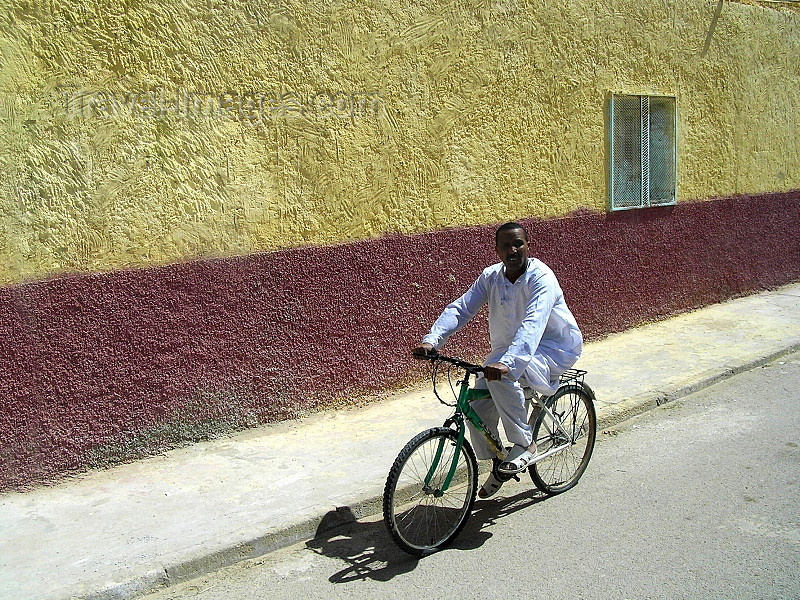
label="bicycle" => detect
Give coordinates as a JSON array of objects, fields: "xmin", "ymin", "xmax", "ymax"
[{"xmin": 382, "ymin": 351, "xmax": 597, "ymax": 556}]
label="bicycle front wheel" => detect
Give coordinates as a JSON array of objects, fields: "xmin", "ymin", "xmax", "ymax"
[
  {"xmin": 383, "ymin": 427, "xmax": 478, "ymax": 556},
  {"xmin": 529, "ymin": 384, "xmax": 596, "ymax": 495}
]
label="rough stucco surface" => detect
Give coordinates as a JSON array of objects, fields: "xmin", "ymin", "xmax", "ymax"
[
  {"xmin": 1, "ymin": 192, "xmax": 799, "ymax": 489},
  {"xmin": 1, "ymin": 0, "xmax": 799, "ymax": 284}
]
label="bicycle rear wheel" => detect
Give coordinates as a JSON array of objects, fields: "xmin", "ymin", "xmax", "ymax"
[
  {"xmin": 529, "ymin": 384, "xmax": 596, "ymax": 495},
  {"xmin": 383, "ymin": 427, "xmax": 478, "ymax": 556}
]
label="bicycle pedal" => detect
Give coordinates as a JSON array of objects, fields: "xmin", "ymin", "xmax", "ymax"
[{"xmin": 492, "ymin": 471, "xmax": 521, "ymax": 483}]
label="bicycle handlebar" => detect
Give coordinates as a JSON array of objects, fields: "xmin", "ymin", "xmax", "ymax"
[{"xmin": 413, "ymin": 350, "xmax": 484, "ymax": 375}]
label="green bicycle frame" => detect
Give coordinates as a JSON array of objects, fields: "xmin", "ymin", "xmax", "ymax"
[{"xmin": 423, "ymin": 372, "xmax": 505, "ymax": 493}]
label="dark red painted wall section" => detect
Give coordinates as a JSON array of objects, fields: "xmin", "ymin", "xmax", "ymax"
[{"xmin": 2, "ymin": 191, "xmax": 799, "ymax": 489}]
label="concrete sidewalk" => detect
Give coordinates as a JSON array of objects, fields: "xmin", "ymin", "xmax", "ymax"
[{"xmin": 2, "ymin": 284, "xmax": 799, "ymax": 600}]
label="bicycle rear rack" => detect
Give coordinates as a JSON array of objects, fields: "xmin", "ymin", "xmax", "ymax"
[{"xmin": 558, "ymin": 369, "xmax": 587, "ymax": 385}]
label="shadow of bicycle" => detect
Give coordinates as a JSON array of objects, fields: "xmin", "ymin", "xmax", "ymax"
[{"xmin": 306, "ymin": 487, "xmax": 549, "ymax": 583}]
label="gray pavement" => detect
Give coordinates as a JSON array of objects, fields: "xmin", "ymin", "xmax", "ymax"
[{"xmin": 2, "ymin": 283, "xmax": 799, "ymax": 600}]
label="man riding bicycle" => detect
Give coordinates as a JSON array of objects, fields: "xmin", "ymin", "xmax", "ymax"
[{"xmin": 413, "ymin": 221, "xmax": 583, "ymax": 499}]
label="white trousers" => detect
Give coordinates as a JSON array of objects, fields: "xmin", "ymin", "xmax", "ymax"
[
  {"xmin": 467, "ymin": 351, "xmax": 572, "ymax": 461},
  {"xmin": 467, "ymin": 377, "xmax": 532, "ymax": 460}
]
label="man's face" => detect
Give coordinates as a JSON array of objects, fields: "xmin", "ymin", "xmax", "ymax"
[{"xmin": 495, "ymin": 227, "xmax": 529, "ymax": 276}]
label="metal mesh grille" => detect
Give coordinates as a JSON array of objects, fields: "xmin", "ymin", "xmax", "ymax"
[
  {"xmin": 611, "ymin": 95, "xmax": 642, "ymax": 209},
  {"xmin": 648, "ymin": 96, "xmax": 677, "ymax": 206},
  {"xmin": 610, "ymin": 94, "xmax": 676, "ymax": 210}
]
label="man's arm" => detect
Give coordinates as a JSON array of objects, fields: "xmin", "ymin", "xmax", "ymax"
[{"xmin": 416, "ymin": 273, "xmax": 489, "ymax": 352}]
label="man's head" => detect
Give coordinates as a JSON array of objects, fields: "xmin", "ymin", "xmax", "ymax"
[{"xmin": 495, "ymin": 222, "xmax": 530, "ymax": 281}]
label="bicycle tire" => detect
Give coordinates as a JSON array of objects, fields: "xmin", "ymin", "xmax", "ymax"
[
  {"xmin": 383, "ymin": 427, "xmax": 478, "ymax": 556},
  {"xmin": 529, "ymin": 384, "xmax": 596, "ymax": 495}
]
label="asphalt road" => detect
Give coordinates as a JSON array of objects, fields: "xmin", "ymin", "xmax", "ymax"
[{"xmin": 142, "ymin": 350, "xmax": 800, "ymax": 600}]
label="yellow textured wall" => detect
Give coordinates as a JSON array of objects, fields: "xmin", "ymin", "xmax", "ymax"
[{"xmin": 1, "ymin": 0, "xmax": 798, "ymax": 284}]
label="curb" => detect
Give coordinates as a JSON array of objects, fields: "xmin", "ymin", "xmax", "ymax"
[
  {"xmin": 75, "ymin": 495, "xmax": 387, "ymax": 600},
  {"xmin": 595, "ymin": 342, "xmax": 800, "ymax": 432},
  {"xmin": 75, "ymin": 342, "xmax": 800, "ymax": 600}
]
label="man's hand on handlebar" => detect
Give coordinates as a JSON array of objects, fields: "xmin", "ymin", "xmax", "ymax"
[
  {"xmin": 483, "ymin": 362, "xmax": 510, "ymax": 381},
  {"xmin": 412, "ymin": 343, "xmax": 436, "ymax": 359}
]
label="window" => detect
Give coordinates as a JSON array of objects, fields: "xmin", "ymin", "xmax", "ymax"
[{"xmin": 609, "ymin": 94, "xmax": 677, "ymax": 211}]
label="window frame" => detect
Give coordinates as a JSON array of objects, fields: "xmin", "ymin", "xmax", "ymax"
[{"xmin": 608, "ymin": 92, "xmax": 678, "ymax": 212}]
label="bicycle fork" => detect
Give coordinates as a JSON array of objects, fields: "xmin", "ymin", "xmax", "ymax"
[{"xmin": 422, "ymin": 423, "xmax": 466, "ymax": 497}]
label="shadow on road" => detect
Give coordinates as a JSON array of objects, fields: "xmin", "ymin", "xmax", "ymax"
[{"xmin": 306, "ymin": 487, "xmax": 549, "ymax": 583}]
